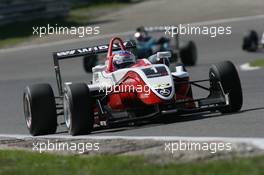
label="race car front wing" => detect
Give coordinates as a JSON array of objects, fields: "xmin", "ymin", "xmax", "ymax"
[{"xmin": 160, "ymin": 79, "xmax": 229, "ymax": 115}]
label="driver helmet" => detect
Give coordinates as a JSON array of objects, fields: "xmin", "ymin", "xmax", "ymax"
[
  {"xmin": 112, "ymin": 50, "xmax": 136, "ymax": 69},
  {"xmin": 134, "ymin": 26, "xmax": 148, "ymax": 41}
]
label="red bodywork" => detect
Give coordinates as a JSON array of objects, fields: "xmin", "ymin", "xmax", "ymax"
[{"xmin": 102, "ymin": 37, "xmax": 194, "ymax": 111}]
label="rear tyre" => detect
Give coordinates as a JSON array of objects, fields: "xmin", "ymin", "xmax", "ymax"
[
  {"xmin": 180, "ymin": 41, "xmax": 197, "ymax": 66},
  {"xmin": 83, "ymin": 55, "xmax": 98, "ymax": 73},
  {"xmin": 209, "ymin": 61, "xmax": 243, "ymax": 113},
  {"xmin": 242, "ymin": 30, "xmax": 259, "ymax": 52},
  {"xmin": 64, "ymin": 83, "xmax": 94, "ymax": 136},
  {"xmin": 23, "ymin": 84, "xmax": 57, "ymax": 136}
]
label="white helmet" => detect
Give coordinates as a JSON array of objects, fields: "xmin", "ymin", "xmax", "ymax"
[{"xmin": 112, "ymin": 50, "xmax": 136, "ymax": 69}]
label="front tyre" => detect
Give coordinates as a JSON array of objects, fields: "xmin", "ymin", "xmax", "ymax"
[
  {"xmin": 64, "ymin": 83, "xmax": 94, "ymax": 136},
  {"xmin": 23, "ymin": 84, "xmax": 57, "ymax": 136},
  {"xmin": 209, "ymin": 61, "xmax": 243, "ymax": 113},
  {"xmin": 180, "ymin": 41, "xmax": 197, "ymax": 66}
]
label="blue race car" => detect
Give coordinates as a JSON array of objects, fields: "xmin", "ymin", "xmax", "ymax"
[{"xmin": 134, "ymin": 26, "xmax": 197, "ymax": 67}]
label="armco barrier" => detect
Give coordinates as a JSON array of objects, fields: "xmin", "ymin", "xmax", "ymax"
[{"xmin": 0, "ymin": 0, "xmax": 70, "ymax": 26}]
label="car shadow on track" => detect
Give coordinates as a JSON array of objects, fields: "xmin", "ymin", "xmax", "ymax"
[
  {"xmin": 57, "ymin": 107, "xmax": 264, "ymax": 135},
  {"xmin": 92, "ymin": 106, "xmax": 264, "ymax": 134},
  {"xmin": 157, "ymin": 106, "xmax": 264, "ymax": 125}
]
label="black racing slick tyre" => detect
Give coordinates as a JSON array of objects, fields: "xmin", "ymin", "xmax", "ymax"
[
  {"xmin": 209, "ymin": 61, "xmax": 243, "ymax": 113},
  {"xmin": 64, "ymin": 83, "xmax": 94, "ymax": 136},
  {"xmin": 83, "ymin": 55, "xmax": 98, "ymax": 73},
  {"xmin": 180, "ymin": 41, "xmax": 197, "ymax": 66},
  {"xmin": 242, "ymin": 30, "xmax": 259, "ymax": 52},
  {"xmin": 23, "ymin": 84, "xmax": 57, "ymax": 136}
]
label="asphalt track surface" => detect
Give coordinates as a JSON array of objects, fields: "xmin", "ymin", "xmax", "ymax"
[{"xmin": 0, "ymin": 0, "xmax": 264, "ymax": 137}]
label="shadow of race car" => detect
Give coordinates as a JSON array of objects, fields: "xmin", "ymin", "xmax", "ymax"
[{"xmin": 23, "ymin": 37, "xmax": 243, "ymax": 136}]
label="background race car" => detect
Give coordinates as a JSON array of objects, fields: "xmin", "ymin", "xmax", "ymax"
[
  {"xmin": 133, "ymin": 26, "xmax": 198, "ymax": 66},
  {"xmin": 242, "ymin": 30, "xmax": 264, "ymax": 52}
]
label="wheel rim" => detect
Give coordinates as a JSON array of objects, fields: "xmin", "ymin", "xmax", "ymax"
[
  {"xmin": 24, "ymin": 94, "xmax": 32, "ymax": 129},
  {"xmin": 63, "ymin": 94, "xmax": 71, "ymax": 129}
]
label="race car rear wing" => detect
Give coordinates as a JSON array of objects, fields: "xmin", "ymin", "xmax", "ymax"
[
  {"xmin": 53, "ymin": 40, "xmax": 136, "ymax": 60},
  {"xmin": 144, "ymin": 26, "xmax": 169, "ymax": 32},
  {"xmin": 52, "ymin": 40, "xmax": 136, "ymax": 95}
]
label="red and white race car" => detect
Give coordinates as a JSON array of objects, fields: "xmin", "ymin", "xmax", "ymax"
[{"xmin": 23, "ymin": 37, "xmax": 243, "ymax": 136}]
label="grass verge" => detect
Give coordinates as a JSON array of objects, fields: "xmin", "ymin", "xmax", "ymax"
[
  {"xmin": 0, "ymin": 2, "xmax": 128, "ymax": 48},
  {"xmin": 250, "ymin": 58, "xmax": 264, "ymax": 67},
  {"xmin": 0, "ymin": 150, "xmax": 264, "ymax": 175}
]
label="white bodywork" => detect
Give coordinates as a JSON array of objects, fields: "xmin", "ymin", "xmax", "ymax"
[{"xmin": 90, "ymin": 58, "xmax": 189, "ymax": 101}]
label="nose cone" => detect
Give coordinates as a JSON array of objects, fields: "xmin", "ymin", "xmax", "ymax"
[
  {"xmin": 140, "ymin": 65, "xmax": 175, "ymax": 100},
  {"xmin": 155, "ymin": 87, "xmax": 173, "ymax": 97}
]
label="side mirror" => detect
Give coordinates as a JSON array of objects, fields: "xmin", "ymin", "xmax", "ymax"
[
  {"xmin": 156, "ymin": 51, "xmax": 171, "ymax": 67},
  {"xmin": 157, "ymin": 51, "xmax": 172, "ymax": 59}
]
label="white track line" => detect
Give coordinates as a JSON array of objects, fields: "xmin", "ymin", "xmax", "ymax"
[
  {"xmin": 1, "ymin": 134, "xmax": 264, "ymax": 150},
  {"xmin": 1, "ymin": 14, "xmax": 264, "ymax": 53},
  {"xmin": 240, "ymin": 63, "xmax": 261, "ymax": 71}
]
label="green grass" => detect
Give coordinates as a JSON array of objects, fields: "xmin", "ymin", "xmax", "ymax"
[
  {"xmin": 250, "ymin": 58, "xmax": 264, "ymax": 67},
  {"xmin": 69, "ymin": 2, "xmax": 127, "ymax": 23},
  {"xmin": 0, "ymin": 150, "xmax": 264, "ymax": 175},
  {"xmin": 0, "ymin": 37, "xmax": 31, "ymax": 48},
  {"xmin": 0, "ymin": 2, "xmax": 128, "ymax": 48}
]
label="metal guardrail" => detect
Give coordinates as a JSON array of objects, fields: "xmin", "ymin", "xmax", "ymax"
[{"xmin": 0, "ymin": 0, "xmax": 70, "ymax": 26}]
